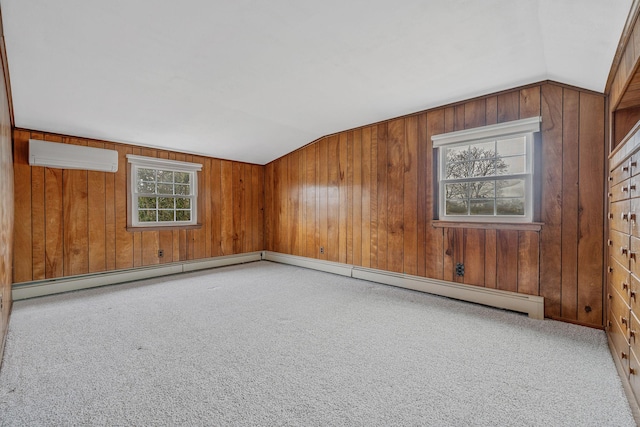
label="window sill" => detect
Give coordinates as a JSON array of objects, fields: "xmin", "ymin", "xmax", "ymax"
[
  {"xmin": 432, "ymin": 221, "xmax": 543, "ymax": 231},
  {"xmin": 127, "ymin": 224, "xmax": 202, "ymax": 232}
]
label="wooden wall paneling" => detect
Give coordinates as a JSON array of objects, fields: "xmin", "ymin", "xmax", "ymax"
[
  {"xmin": 444, "ymin": 107, "xmax": 455, "ymax": 133},
  {"xmin": 202, "ymin": 157, "xmax": 212, "ymax": 258},
  {"xmin": 174, "ymin": 153, "xmax": 188, "ymax": 261},
  {"xmin": 497, "ymin": 91, "xmax": 520, "ymax": 123},
  {"xmin": 520, "ymin": 87, "xmax": 541, "ymax": 119},
  {"xmin": 252, "ymin": 164, "xmax": 264, "ymax": 252},
  {"xmin": 376, "ymin": 123, "xmax": 388, "ymax": 270},
  {"xmin": 191, "ymin": 155, "xmax": 207, "ymax": 259},
  {"xmin": 370, "ymin": 126, "xmax": 379, "ymax": 269},
  {"xmin": 463, "ymin": 228, "xmax": 485, "ymax": 286},
  {"xmin": 141, "ymin": 148, "xmax": 160, "ymax": 266},
  {"xmin": 425, "ymin": 110, "xmax": 445, "ymax": 279},
  {"xmin": 184, "ymin": 154, "xmax": 195, "ymax": 259},
  {"xmin": 517, "ymin": 231, "xmax": 540, "ymax": 295},
  {"xmin": 220, "ymin": 160, "xmax": 234, "ymax": 256},
  {"xmin": 131, "ymin": 147, "xmax": 144, "ymax": 267},
  {"xmin": 416, "ymin": 113, "xmax": 428, "ymax": 277},
  {"xmin": 485, "ymin": 96, "xmax": 498, "ymax": 125},
  {"xmin": 613, "ymin": 106, "xmax": 640, "ymax": 149},
  {"xmin": 496, "ymin": 229, "xmax": 518, "ymax": 292},
  {"xmin": 12, "ymin": 130, "xmax": 31, "ymax": 282},
  {"xmin": 264, "ymin": 162, "xmax": 273, "ymax": 252},
  {"xmin": 304, "ymin": 145, "xmax": 317, "ymax": 258},
  {"xmin": 87, "ymin": 140, "xmax": 106, "ymax": 273},
  {"xmin": 346, "ymin": 132, "xmax": 354, "ymax": 265},
  {"xmin": 387, "ymin": 119, "xmax": 404, "ymax": 273},
  {"xmin": 403, "ymin": 116, "xmax": 418, "ymax": 276},
  {"xmin": 211, "ymin": 159, "xmax": 222, "ymax": 256},
  {"xmin": 30, "ymin": 131, "xmax": 45, "ymax": 281},
  {"xmin": 577, "ymin": 92, "xmax": 605, "ymax": 325},
  {"xmin": 443, "ymin": 228, "xmax": 464, "ymax": 283},
  {"xmin": 484, "ymin": 229, "xmax": 497, "ymax": 288},
  {"xmin": 168, "ymin": 152, "xmax": 181, "ymax": 262},
  {"xmin": 318, "ymin": 138, "xmax": 329, "ymax": 260},
  {"xmin": 454, "ymin": 104, "xmax": 465, "ymax": 131},
  {"xmin": 44, "ymin": 134, "xmax": 64, "ymax": 278},
  {"xmin": 361, "ymin": 128, "xmax": 372, "ymax": 268},
  {"xmin": 561, "ymin": 89, "xmax": 580, "ymax": 319},
  {"xmin": 539, "ymin": 83, "xmax": 564, "ymax": 317},
  {"xmin": 300, "ymin": 149, "xmax": 307, "ymax": 257},
  {"xmin": 232, "ymin": 161, "xmax": 243, "ymax": 254},
  {"xmin": 242, "ymin": 162, "xmax": 252, "ymax": 254},
  {"xmin": 339, "ymin": 133, "xmax": 348, "ymax": 264},
  {"xmin": 156, "ymin": 151, "xmax": 173, "ymax": 263},
  {"xmin": 115, "ymin": 145, "xmax": 133, "ymax": 269},
  {"xmin": 104, "ymin": 143, "xmax": 116, "ymax": 270},
  {"xmin": 464, "ymin": 99, "xmax": 486, "ymax": 129},
  {"xmin": 352, "ymin": 129, "xmax": 362, "ymax": 267},
  {"xmin": 327, "ymin": 136, "xmax": 340, "ymax": 262}
]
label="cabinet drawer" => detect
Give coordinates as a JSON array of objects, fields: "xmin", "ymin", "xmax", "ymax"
[
  {"xmin": 632, "ymin": 153, "xmax": 640, "ymax": 177},
  {"xmin": 609, "ymin": 256, "xmax": 631, "ymax": 297},
  {"xmin": 610, "ymin": 308, "xmax": 631, "ymax": 374},
  {"xmin": 630, "ymin": 349, "xmax": 640, "ymax": 395},
  {"xmin": 611, "ymin": 179, "xmax": 632, "ymax": 202},
  {"xmin": 610, "ymin": 199, "xmax": 632, "ymax": 234},
  {"xmin": 610, "ymin": 229, "xmax": 631, "ymax": 267},
  {"xmin": 631, "ymin": 197, "xmax": 640, "ymax": 238},
  {"xmin": 611, "ymin": 160, "xmax": 633, "ymax": 186},
  {"xmin": 609, "ymin": 288, "xmax": 631, "ymax": 333},
  {"xmin": 629, "ymin": 312, "xmax": 640, "ymax": 358},
  {"xmin": 631, "ymin": 237, "xmax": 640, "ymax": 278},
  {"xmin": 630, "ymin": 274, "xmax": 640, "ymax": 315}
]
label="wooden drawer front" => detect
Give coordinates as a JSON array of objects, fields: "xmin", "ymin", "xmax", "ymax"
[
  {"xmin": 610, "ymin": 308, "xmax": 631, "ymax": 373},
  {"xmin": 610, "ymin": 229, "xmax": 631, "ymax": 267},
  {"xmin": 611, "ymin": 160, "xmax": 633, "ymax": 186},
  {"xmin": 629, "ymin": 312, "xmax": 640, "ymax": 359},
  {"xmin": 610, "ymin": 199, "xmax": 632, "ymax": 233},
  {"xmin": 630, "ymin": 274, "xmax": 640, "ymax": 314},
  {"xmin": 631, "ymin": 236, "xmax": 640, "ymax": 278},
  {"xmin": 609, "ymin": 256, "xmax": 631, "ymax": 297},
  {"xmin": 632, "ymin": 153, "xmax": 640, "ymax": 177},
  {"xmin": 631, "ymin": 197, "xmax": 640, "ymax": 238},
  {"xmin": 610, "ymin": 288, "xmax": 632, "ymax": 333},
  {"xmin": 630, "ymin": 349, "xmax": 640, "ymax": 394},
  {"xmin": 610, "ymin": 179, "xmax": 632, "ymax": 202}
]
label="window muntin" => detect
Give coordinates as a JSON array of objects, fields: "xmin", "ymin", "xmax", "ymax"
[
  {"xmin": 127, "ymin": 155, "xmax": 201, "ymax": 227},
  {"xmin": 433, "ymin": 117, "xmax": 540, "ymax": 223}
]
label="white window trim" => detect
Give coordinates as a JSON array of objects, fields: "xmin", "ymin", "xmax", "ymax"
[
  {"xmin": 432, "ymin": 117, "xmax": 541, "ymax": 223},
  {"xmin": 127, "ymin": 155, "xmax": 202, "ymax": 227}
]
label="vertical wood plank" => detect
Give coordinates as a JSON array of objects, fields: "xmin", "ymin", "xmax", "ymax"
[
  {"xmin": 520, "ymin": 86, "xmax": 541, "ymax": 119},
  {"xmin": 319, "ymin": 138, "xmax": 329, "ymax": 260},
  {"xmin": 425, "ymin": 110, "xmax": 445, "ymax": 279},
  {"xmin": 232, "ymin": 161, "xmax": 243, "ymax": 254},
  {"xmin": 496, "ymin": 229, "xmax": 518, "ymax": 292},
  {"xmin": 87, "ymin": 140, "xmax": 106, "ymax": 272},
  {"xmin": 346, "ymin": 132, "xmax": 354, "ymax": 265},
  {"xmin": 497, "ymin": 91, "xmax": 520, "ymax": 122},
  {"xmin": 404, "ymin": 116, "xmax": 418, "ymax": 276},
  {"xmin": 454, "ymin": 105, "xmax": 465, "ymax": 131},
  {"xmin": 484, "ymin": 229, "xmax": 497, "ymax": 288},
  {"xmin": 463, "ymin": 228, "xmax": 485, "ymax": 286},
  {"xmin": 485, "ymin": 96, "xmax": 498, "ymax": 125},
  {"xmin": 104, "ymin": 142, "xmax": 116, "ymax": 270},
  {"xmin": 288, "ymin": 152, "xmax": 300, "ymax": 255},
  {"xmin": 387, "ymin": 119, "xmax": 404, "ymax": 273},
  {"xmin": 577, "ymin": 92, "xmax": 605, "ymax": 325},
  {"xmin": 30, "ymin": 131, "xmax": 46, "ymax": 281},
  {"xmin": 561, "ymin": 89, "xmax": 579, "ymax": 319},
  {"xmin": 264, "ymin": 162, "xmax": 273, "ymax": 252},
  {"xmin": 517, "ymin": 231, "xmax": 540, "ymax": 295},
  {"xmin": 377, "ymin": 123, "xmax": 388, "ymax": 270},
  {"xmin": 464, "ymin": 99, "xmax": 486, "ymax": 129},
  {"xmin": 339, "ymin": 133, "xmax": 348, "ymax": 263},
  {"xmin": 352, "ymin": 129, "xmax": 362, "ymax": 266},
  {"xmin": 211, "ymin": 159, "xmax": 222, "ymax": 256},
  {"xmin": 44, "ymin": 134, "xmax": 64, "ymax": 278},
  {"xmin": 252, "ymin": 164, "xmax": 264, "ymax": 252},
  {"xmin": 12, "ymin": 130, "xmax": 32, "ymax": 282},
  {"xmin": 416, "ymin": 113, "xmax": 428, "ymax": 277},
  {"xmin": 203, "ymin": 157, "xmax": 212, "ymax": 258},
  {"xmin": 304, "ymin": 145, "xmax": 317, "ymax": 258},
  {"xmin": 327, "ymin": 136, "xmax": 340, "ymax": 262},
  {"xmin": 361, "ymin": 128, "xmax": 372, "ymax": 268},
  {"xmin": 220, "ymin": 160, "xmax": 234, "ymax": 255},
  {"xmin": 539, "ymin": 83, "xmax": 564, "ymax": 317},
  {"xmin": 243, "ymin": 162, "xmax": 253, "ymax": 253}
]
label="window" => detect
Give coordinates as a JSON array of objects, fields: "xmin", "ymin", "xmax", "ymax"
[
  {"xmin": 127, "ymin": 155, "xmax": 202, "ymax": 227},
  {"xmin": 432, "ymin": 117, "xmax": 541, "ymax": 223}
]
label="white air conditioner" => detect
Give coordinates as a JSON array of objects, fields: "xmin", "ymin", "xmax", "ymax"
[{"xmin": 28, "ymin": 139, "xmax": 118, "ymax": 172}]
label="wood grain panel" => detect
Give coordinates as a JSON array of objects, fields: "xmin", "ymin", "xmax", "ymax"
[
  {"xmin": 463, "ymin": 228, "xmax": 485, "ymax": 286},
  {"xmin": 497, "ymin": 91, "xmax": 520, "ymax": 123},
  {"xmin": 387, "ymin": 119, "xmax": 404, "ymax": 273},
  {"xmin": 361, "ymin": 128, "xmax": 372, "ymax": 268},
  {"xmin": 520, "ymin": 87, "xmax": 541, "ymax": 119},
  {"xmin": 87, "ymin": 140, "xmax": 106, "ymax": 272},
  {"xmin": 425, "ymin": 110, "xmax": 445, "ymax": 279},
  {"xmin": 304, "ymin": 145, "xmax": 317, "ymax": 258},
  {"xmin": 517, "ymin": 231, "xmax": 540, "ymax": 295},
  {"xmin": 346, "ymin": 132, "xmax": 354, "ymax": 265},
  {"xmin": 464, "ymin": 99, "xmax": 485, "ymax": 129},
  {"xmin": 12, "ymin": 130, "xmax": 31, "ymax": 282},
  {"xmin": 370, "ymin": 126, "xmax": 379, "ymax": 268},
  {"xmin": 339, "ymin": 133, "xmax": 348, "ymax": 264},
  {"xmin": 485, "ymin": 96, "xmax": 498, "ymax": 125},
  {"xmin": 210, "ymin": 159, "xmax": 222, "ymax": 256},
  {"xmin": 232, "ymin": 162, "xmax": 243, "ymax": 254},
  {"xmin": 403, "ymin": 116, "xmax": 418, "ymax": 275},
  {"xmin": 44, "ymin": 134, "xmax": 64, "ymax": 278},
  {"xmin": 352, "ymin": 129, "xmax": 363, "ymax": 266},
  {"xmin": 319, "ymin": 138, "xmax": 328, "ymax": 261},
  {"xmin": 577, "ymin": 92, "xmax": 605, "ymax": 325},
  {"xmin": 484, "ymin": 229, "xmax": 497, "ymax": 288},
  {"xmin": 220, "ymin": 160, "xmax": 234, "ymax": 255},
  {"xmin": 496, "ymin": 230, "xmax": 518, "ymax": 292},
  {"xmin": 377, "ymin": 124, "xmax": 388, "ymax": 270},
  {"xmin": 416, "ymin": 113, "xmax": 428, "ymax": 276},
  {"xmin": 327, "ymin": 136, "xmax": 339, "ymax": 262}
]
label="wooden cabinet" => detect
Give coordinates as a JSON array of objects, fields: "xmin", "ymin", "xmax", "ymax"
[{"xmin": 608, "ymin": 121, "xmax": 640, "ymax": 406}]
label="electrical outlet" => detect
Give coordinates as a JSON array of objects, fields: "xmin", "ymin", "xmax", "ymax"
[
  {"xmin": 320, "ymin": 246, "xmax": 324, "ymax": 254},
  {"xmin": 158, "ymin": 249, "xmax": 164, "ymax": 258},
  {"xmin": 455, "ymin": 262, "xmax": 465, "ymax": 276}
]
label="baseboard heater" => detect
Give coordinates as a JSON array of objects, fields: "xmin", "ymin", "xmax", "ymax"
[
  {"xmin": 263, "ymin": 251, "xmax": 544, "ymax": 320},
  {"xmin": 12, "ymin": 252, "xmax": 262, "ymax": 300}
]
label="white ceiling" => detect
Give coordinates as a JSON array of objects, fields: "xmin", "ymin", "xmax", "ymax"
[{"xmin": 0, "ymin": 0, "xmax": 633, "ymax": 165}]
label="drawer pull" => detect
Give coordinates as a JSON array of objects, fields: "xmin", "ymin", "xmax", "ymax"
[
  {"xmin": 609, "ymin": 266, "xmax": 614, "ymax": 273},
  {"xmin": 624, "ymin": 165, "xmax": 630, "ymax": 172},
  {"xmin": 631, "ymin": 291, "xmax": 637, "ymax": 300},
  {"xmin": 608, "ymin": 239, "xmax": 613, "ymax": 246},
  {"xmin": 632, "ymin": 185, "xmax": 637, "ymax": 191},
  {"xmin": 623, "ymin": 186, "xmax": 630, "ymax": 193},
  {"xmin": 632, "ymin": 368, "xmax": 637, "ymax": 375},
  {"xmin": 623, "ymin": 282, "xmax": 629, "ymax": 290},
  {"xmin": 631, "ymin": 330, "xmax": 636, "ymax": 339},
  {"xmin": 631, "ymin": 252, "xmax": 637, "ymax": 261},
  {"xmin": 609, "ymin": 192, "xmax": 613, "ymax": 197},
  {"xmin": 609, "ymin": 212, "xmax": 614, "ymax": 219},
  {"xmin": 621, "ymin": 247, "xmax": 629, "ymax": 255},
  {"xmin": 622, "ymin": 316, "xmax": 629, "ymax": 326},
  {"xmin": 631, "ymin": 212, "xmax": 637, "ymax": 222},
  {"xmin": 623, "ymin": 352, "xmax": 629, "ymax": 360},
  {"xmin": 610, "ymin": 176, "xmax": 614, "ymax": 181},
  {"xmin": 622, "ymin": 212, "xmax": 629, "ymax": 221}
]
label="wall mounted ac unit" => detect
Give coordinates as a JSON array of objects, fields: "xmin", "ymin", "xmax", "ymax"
[{"xmin": 28, "ymin": 139, "xmax": 118, "ymax": 172}]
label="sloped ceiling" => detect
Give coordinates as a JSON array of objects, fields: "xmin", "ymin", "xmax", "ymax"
[{"xmin": 0, "ymin": 0, "xmax": 633, "ymax": 164}]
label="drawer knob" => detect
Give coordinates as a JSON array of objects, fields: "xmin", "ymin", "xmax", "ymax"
[
  {"xmin": 632, "ymin": 291, "xmax": 637, "ymax": 300},
  {"xmin": 632, "ymin": 185, "xmax": 637, "ymax": 191},
  {"xmin": 623, "ymin": 212, "xmax": 629, "ymax": 221},
  {"xmin": 609, "ymin": 212, "xmax": 614, "ymax": 219},
  {"xmin": 623, "ymin": 352, "xmax": 629, "ymax": 360},
  {"xmin": 631, "ymin": 212, "xmax": 637, "ymax": 222},
  {"xmin": 631, "ymin": 330, "xmax": 637, "ymax": 339},
  {"xmin": 632, "ymin": 252, "xmax": 638, "ymax": 261},
  {"xmin": 610, "ymin": 176, "xmax": 614, "ymax": 181},
  {"xmin": 608, "ymin": 239, "xmax": 613, "ymax": 246},
  {"xmin": 623, "ymin": 186, "xmax": 630, "ymax": 192},
  {"xmin": 632, "ymin": 368, "xmax": 637, "ymax": 375},
  {"xmin": 624, "ymin": 166, "xmax": 630, "ymax": 172},
  {"xmin": 609, "ymin": 192, "xmax": 613, "ymax": 197},
  {"xmin": 609, "ymin": 266, "xmax": 614, "ymax": 273},
  {"xmin": 622, "ymin": 316, "xmax": 629, "ymax": 326},
  {"xmin": 623, "ymin": 282, "xmax": 629, "ymax": 290},
  {"xmin": 621, "ymin": 247, "xmax": 629, "ymax": 255}
]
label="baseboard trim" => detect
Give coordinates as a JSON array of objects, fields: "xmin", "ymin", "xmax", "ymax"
[
  {"xmin": 263, "ymin": 251, "xmax": 544, "ymax": 320},
  {"xmin": 12, "ymin": 252, "xmax": 263, "ymax": 300}
]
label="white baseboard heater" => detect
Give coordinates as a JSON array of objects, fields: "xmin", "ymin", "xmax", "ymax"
[
  {"xmin": 12, "ymin": 252, "xmax": 262, "ymax": 300},
  {"xmin": 263, "ymin": 251, "xmax": 544, "ymax": 320}
]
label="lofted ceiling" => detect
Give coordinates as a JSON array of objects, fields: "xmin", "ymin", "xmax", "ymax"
[{"xmin": 0, "ymin": 0, "xmax": 633, "ymax": 165}]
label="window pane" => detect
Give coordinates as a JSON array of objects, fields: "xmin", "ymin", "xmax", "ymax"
[
  {"xmin": 446, "ymin": 199, "xmax": 468, "ymax": 215},
  {"xmin": 496, "ymin": 179, "xmax": 525, "ymax": 198},
  {"xmin": 138, "ymin": 210, "xmax": 157, "ymax": 222},
  {"xmin": 176, "ymin": 210, "xmax": 191, "ymax": 221},
  {"xmin": 137, "ymin": 168, "xmax": 156, "ymax": 182},
  {"xmin": 137, "ymin": 181, "xmax": 155, "ymax": 194},
  {"xmin": 470, "ymin": 159, "xmax": 495, "ymax": 177},
  {"xmin": 158, "ymin": 210, "xmax": 175, "ymax": 222},
  {"xmin": 176, "ymin": 198, "xmax": 191, "ymax": 209},
  {"xmin": 158, "ymin": 197, "xmax": 174, "ymax": 209},
  {"xmin": 138, "ymin": 197, "xmax": 157, "ymax": 209},
  {"xmin": 175, "ymin": 184, "xmax": 190, "ymax": 195},
  {"xmin": 174, "ymin": 172, "xmax": 190, "ymax": 184},
  {"xmin": 470, "ymin": 199, "xmax": 494, "ymax": 215},
  {"xmin": 497, "ymin": 156, "xmax": 526, "ymax": 175},
  {"xmin": 468, "ymin": 141, "xmax": 495, "ymax": 159},
  {"xmin": 497, "ymin": 137, "xmax": 526, "ymax": 156},
  {"xmin": 445, "ymin": 183, "xmax": 467, "ymax": 199},
  {"xmin": 157, "ymin": 170, "xmax": 174, "ymax": 183},
  {"xmin": 157, "ymin": 183, "xmax": 173, "ymax": 195},
  {"xmin": 468, "ymin": 180, "xmax": 495, "ymax": 199},
  {"xmin": 497, "ymin": 198, "xmax": 525, "ymax": 216}
]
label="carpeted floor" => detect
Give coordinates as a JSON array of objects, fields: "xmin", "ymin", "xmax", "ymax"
[{"xmin": 0, "ymin": 261, "xmax": 635, "ymax": 426}]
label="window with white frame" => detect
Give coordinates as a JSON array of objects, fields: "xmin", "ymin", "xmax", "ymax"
[
  {"xmin": 127, "ymin": 155, "xmax": 202, "ymax": 227},
  {"xmin": 432, "ymin": 117, "xmax": 541, "ymax": 223}
]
